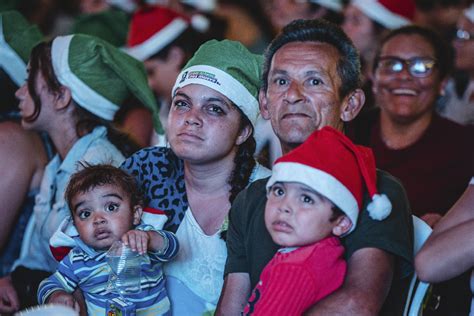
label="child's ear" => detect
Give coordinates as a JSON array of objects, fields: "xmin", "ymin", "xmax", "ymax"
[
  {"xmin": 132, "ymin": 205, "xmax": 143, "ymax": 225},
  {"xmin": 332, "ymin": 216, "xmax": 352, "ymax": 237}
]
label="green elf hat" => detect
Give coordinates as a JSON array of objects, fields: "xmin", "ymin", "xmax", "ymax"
[
  {"xmin": 0, "ymin": 10, "xmax": 43, "ymax": 86},
  {"xmin": 172, "ymin": 39, "xmax": 262, "ymax": 126},
  {"xmin": 72, "ymin": 9, "xmax": 130, "ymax": 47},
  {"xmin": 51, "ymin": 34, "xmax": 162, "ymax": 132}
]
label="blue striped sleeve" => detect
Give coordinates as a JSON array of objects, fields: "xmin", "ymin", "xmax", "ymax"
[
  {"xmin": 37, "ymin": 252, "xmax": 80, "ymax": 304},
  {"xmin": 151, "ymin": 230, "xmax": 179, "ymax": 262},
  {"xmin": 137, "ymin": 225, "xmax": 179, "ymax": 262}
]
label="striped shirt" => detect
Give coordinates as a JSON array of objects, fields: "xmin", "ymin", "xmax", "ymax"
[{"xmin": 38, "ymin": 228, "xmax": 178, "ymax": 315}]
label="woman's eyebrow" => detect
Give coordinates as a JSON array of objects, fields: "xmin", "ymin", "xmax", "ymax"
[{"xmin": 174, "ymin": 91, "xmax": 191, "ymax": 101}]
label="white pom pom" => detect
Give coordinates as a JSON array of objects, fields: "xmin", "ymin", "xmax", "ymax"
[
  {"xmin": 367, "ymin": 194, "xmax": 392, "ymax": 220},
  {"xmin": 191, "ymin": 14, "xmax": 210, "ymax": 33}
]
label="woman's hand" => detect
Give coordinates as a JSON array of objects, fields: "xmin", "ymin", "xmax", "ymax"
[
  {"xmin": 47, "ymin": 290, "xmax": 80, "ymax": 311},
  {"xmin": 0, "ymin": 276, "xmax": 19, "ymax": 313},
  {"xmin": 122, "ymin": 230, "xmax": 150, "ymax": 255}
]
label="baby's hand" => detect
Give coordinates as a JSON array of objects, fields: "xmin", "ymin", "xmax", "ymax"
[
  {"xmin": 122, "ymin": 230, "xmax": 150, "ymax": 254},
  {"xmin": 47, "ymin": 290, "xmax": 79, "ymax": 311}
]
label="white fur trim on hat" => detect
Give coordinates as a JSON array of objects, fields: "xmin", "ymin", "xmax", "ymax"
[
  {"xmin": 267, "ymin": 162, "xmax": 359, "ymax": 234},
  {"xmin": 353, "ymin": 0, "xmax": 411, "ymax": 29},
  {"xmin": 465, "ymin": 4, "xmax": 474, "ymax": 23},
  {"xmin": 52, "ymin": 35, "xmax": 119, "ymax": 120},
  {"xmin": 308, "ymin": 0, "xmax": 343, "ymax": 12},
  {"xmin": 181, "ymin": 0, "xmax": 216, "ymax": 12},
  {"xmin": 107, "ymin": 0, "xmax": 137, "ymax": 13},
  {"xmin": 172, "ymin": 65, "xmax": 259, "ymax": 126},
  {"xmin": 125, "ymin": 18, "xmax": 188, "ymax": 61},
  {"xmin": 0, "ymin": 16, "xmax": 27, "ymax": 86}
]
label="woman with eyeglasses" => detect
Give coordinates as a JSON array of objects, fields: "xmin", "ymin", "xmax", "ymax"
[
  {"xmin": 351, "ymin": 25, "xmax": 474, "ymax": 226},
  {"xmin": 437, "ymin": 5, "xmax": 474, "ymax": 126},
  {"xmin": 350, "ymin": 26, "xmax": 474, "ymax": 314}
]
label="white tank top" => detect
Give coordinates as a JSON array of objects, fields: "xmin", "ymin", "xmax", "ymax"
[{"xmin": 164, "ymin": 207, "xmax": 227, "ymax": 305}]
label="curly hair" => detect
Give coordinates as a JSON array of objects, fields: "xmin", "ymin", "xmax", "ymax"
[
  {"xmin": 65, "ymin": 163, "xmax": 144, "ymax": 213},
  {"xmin": 228, "ymin": 112, "xmax": 256, "ymax": 204}
]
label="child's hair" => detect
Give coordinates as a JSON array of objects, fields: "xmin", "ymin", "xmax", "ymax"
[
  {"xmin": 329, "ymin": 203, "xmax": 345, "ymax": 222},
  {"xmin": 65, "ymin": 163, "xmax": 144, "ymax": 214}
]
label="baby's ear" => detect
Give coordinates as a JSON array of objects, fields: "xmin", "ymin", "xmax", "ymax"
[
  {"xmin": 133, "ymin": 205, "xmax": 143, "ymax": 225},
  {"xmin": 332, "ymin": 215, "xmax": 352, "ymax": 237}
]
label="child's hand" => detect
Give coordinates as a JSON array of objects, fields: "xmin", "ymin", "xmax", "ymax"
[
  {"xmin": 47, "ymin": 290, "xmax": 80, "ymax": 311},
  {"xmin": 122, "ymin": 230, "xmax": 150, "ymax": 254}
]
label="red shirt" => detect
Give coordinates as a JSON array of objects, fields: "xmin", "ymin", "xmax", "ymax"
[
  {"xmin": 370, "ymin": 114, "xmax": 474, "ymax": 216},
  {"xmin": 244, "ymin": 236, "xmax": 346, "ymax": 315}
]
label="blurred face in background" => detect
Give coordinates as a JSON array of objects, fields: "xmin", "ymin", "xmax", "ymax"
[
  {"xmin": 262, "ymin": 0, "xmax": 326, "ymax": 33},
  {"xmin": 144, "ymin": 47, "xmax": 185, "ymax": 102},
  {"xmin": 453, "ymin": 15, "xmax": 474, "ymax": 73},
  {"xmin": 79, "ymin": 0, "xmax": 110, "ymax": 14},
  {"xmin": 342, "ymin": 4, "xmax": 379, "ymax": 59}
]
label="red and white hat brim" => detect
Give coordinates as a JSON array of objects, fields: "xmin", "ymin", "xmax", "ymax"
[
  {"xmin": 125, "ymin": 18, "xmax": 188, "ymax": 61},
  {"xmin": 267, "ymin": 162, "xmax": 358, "ymax": 233},
  {"xmin": 353, "ymin": 0, "xmax": 411, "ymax": 29}
]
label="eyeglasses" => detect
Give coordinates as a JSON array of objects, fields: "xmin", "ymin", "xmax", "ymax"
[
  {"xmin": 455, "ymin": 29, "xmax": 474, "ymax": 41},
  {"xmin": 375, "ymin": 56, "xmax": 437, "ymax": 78}
]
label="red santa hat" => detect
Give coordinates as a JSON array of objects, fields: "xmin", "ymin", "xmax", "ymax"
[
  {"xmin": 266, "ymin": 127, "xmax": 392, "ymax": 234},
  {"xmin": 125, "ymin": 5, "xmax": 189, "ymax": 61},
  {"xmin": 352, "ymin": 0, "xmax": 415, "ymax": 30}
]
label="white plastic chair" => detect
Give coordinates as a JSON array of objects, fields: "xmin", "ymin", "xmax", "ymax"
[{"xmin": 403, "ymin": 216, "xmax": 433, "ymax": 316}]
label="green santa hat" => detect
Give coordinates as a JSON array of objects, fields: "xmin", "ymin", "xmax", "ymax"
[
  {"xmin": 0, "ymin": 10, "xmax": 43, "ymax": 86},
  {"xmin": 51, "ymin": 34, "xmax": 162, "ymax": 132},
  {"xmin": 72, "ymin": 9, "xmax": 130, "ymax": 47},
  {"xmin": 172, "ymin": 39, "xmax": 262, "ymax": 126}
]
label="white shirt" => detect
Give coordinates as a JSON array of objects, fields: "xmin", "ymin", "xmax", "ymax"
[
  {"xmin": 12, "ymin": 127, "xmax": 125, "ymax": 273},
  {"xmin": 165, "ymin": 207, "xmax": 227, "ymax": 306}
]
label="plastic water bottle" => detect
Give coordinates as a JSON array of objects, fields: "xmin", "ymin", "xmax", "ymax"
[{"xmin": 106, "ymin": 241, "xmax": 148, "ymax": 295}]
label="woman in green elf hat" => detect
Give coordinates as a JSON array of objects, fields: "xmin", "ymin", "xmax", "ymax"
[
  {"xmin": 0, "ymin": 11, "xmax": 51, "ymax": 280},
  {"xmin": 121, "ymin": 39, "xmax": 271, "ymax": 315},
  {"xmin": 0, "ymin": 33, "xmax": 158, "ymax": 313}
]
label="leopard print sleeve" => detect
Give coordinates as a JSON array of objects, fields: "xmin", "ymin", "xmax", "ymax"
[{"xmin": 121, "ymin": 147, "xmax": 188, "ymax": 233}]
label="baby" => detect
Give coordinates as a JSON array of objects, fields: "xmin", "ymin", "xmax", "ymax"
[
  {"xmin": 244, "ymin": 127, "xmax": 392, "ymax": 315},
  {"xmin": 37, "ymin": 164, "xmax": 178, "ymax": 315}
]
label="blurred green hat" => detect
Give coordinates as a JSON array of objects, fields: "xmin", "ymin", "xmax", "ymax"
[
  {"xmin": 72, "ymin": 9, "xmax": 129, "ymax": 47},
  {"xmin": 0, "ymin": 10, "xmax": 43, "ymax": 86},
  {"xmin": 51, "ymin": 34, "xmax": 161, "ymax": 132}
]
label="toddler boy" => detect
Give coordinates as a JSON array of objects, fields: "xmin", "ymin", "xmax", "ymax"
[
  {"xmin": 37, "ymin": 164, "xmax": 178, "ymax": 315},
  {"xmin": 244, "ymin": 127, "xmax": 392, "ymax": 315}
]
